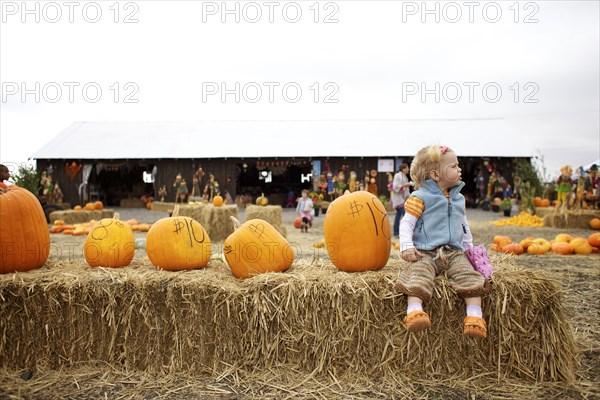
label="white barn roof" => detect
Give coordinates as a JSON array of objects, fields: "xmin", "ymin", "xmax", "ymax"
[{"xmin": 32, "ymin": 119, "xmax": 529, "ymax": 160}]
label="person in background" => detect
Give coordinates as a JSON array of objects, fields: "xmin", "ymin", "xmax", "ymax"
[
  {"xmin": 392, "ymin": 163, "xmax": 413, "ymax": 237},
  {"xmin": 296, "ymin": 189, "xmax": 314, "ymax": 233}
]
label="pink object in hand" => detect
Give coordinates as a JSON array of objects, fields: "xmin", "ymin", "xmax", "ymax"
[{"xmin": 465, "ymin": 244, "xmax": 493, "ymax": 280}]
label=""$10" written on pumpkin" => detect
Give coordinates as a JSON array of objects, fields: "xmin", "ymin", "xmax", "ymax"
[{"xmin": 324, "ymin": 191, "xmax": 391, "ymax": 272}]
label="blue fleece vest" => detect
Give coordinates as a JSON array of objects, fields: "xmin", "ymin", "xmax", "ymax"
[{"xmin": 411, "ymin": 180, "xmax": 466, "ymax": 251}]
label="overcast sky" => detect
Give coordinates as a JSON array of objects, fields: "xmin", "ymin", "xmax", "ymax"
[{"xmin": 1, "ymin": 0, "xmax": 598, "ymax": 179}]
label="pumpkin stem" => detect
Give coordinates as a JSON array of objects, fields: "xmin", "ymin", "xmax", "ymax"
[
  {"xmin": 114, "ymin": 212, "xmax": 120, "ymax": 220},
  {"xmin": 173, "ymin": 205, "xmax": 180, "ymax": 217},
  {"xmin": 230, "ymin": 216, "xmax": 242, "ymax": 230}
]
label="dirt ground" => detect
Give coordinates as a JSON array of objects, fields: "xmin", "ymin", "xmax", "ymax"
[{"xmin": 2, "ymin": 207, "xmax": 599, "ymax": 399}]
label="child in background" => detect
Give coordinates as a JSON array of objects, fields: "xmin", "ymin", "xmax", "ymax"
[
  {"xmin": 395, "ymin": 145, "xmax": 487, "ymax": 338},
  {"xmin": 296, "ymin": 189, "xmax": 314, "ymax": 233}
]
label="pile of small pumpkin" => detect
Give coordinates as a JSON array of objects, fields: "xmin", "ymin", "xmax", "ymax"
[
  {"xmin": 491, "ymin": 211, "xmax": 544, "ymax": 227},
  {"xmin": 490, "ymin": 233, "xmax": 600, "ymax": 255},
  {"xmin": 73, "ymin": 201, "xmax": 104, "ymax": 211}
]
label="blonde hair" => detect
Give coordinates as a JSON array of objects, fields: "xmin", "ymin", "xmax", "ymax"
[{"xmin": 410, "ymin": 145, "xmax": 454, "ymax": 187}]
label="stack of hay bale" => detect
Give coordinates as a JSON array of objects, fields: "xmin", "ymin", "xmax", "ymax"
[{"xmin": 245, "ymin": 205, "xmax": 287, "ymax": 237}]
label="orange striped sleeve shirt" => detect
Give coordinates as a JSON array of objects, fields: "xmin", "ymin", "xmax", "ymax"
[{"xmin": 404, "ymin": 196, "xmax": 424, "ymax": 218}]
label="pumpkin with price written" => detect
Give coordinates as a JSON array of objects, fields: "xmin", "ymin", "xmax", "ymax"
[
  {"xmin": 224, "ymin": 217, "xmax": 294, "ymax": 279},
  {"xmin": 84, "ymin": 213, "xmax": 134, "ymax": 268},
  {"xmin": 146, "ymin": 207, "xmax": 211, "ymax": 270},
  {"xmin": 0, "ymin": 186, "xmax": 50, "ymax": 273},
  {"xmin": 324, "ymin": 190, "xmax": 391, "ymax": 272}
]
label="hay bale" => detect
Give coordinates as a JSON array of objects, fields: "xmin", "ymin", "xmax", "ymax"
[
  {"xmin": 199, "ymin": 205, "xmax": 239, "ymax": 242},
  {"xmin": 49, "ymin": 209, "xmax": 114, "ymax": 224},
  {"xmin": 151, "ymin": 202, "xmax": 178, "ymax": 214},
  {"xmin": 0, "ymin": 256, "xmax": 577, "ymax": 382},
  {"xmin": 119, "ymin": 198, "xmax": 145, "ymax": 208},
  {"xmin": 245, "ymin": 205, "xmax": 287, "ymax": 237},
  {"xmin": 541, "ymin": 209, "xmax": 600, "ymax": 229}
]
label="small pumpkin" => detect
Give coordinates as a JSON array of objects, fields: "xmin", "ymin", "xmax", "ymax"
[
  {"xmin": 293, "ymin": 217, "xmax": 302, "ymax": 229},
  {"xmin": 223, "ymin": 217, "xmax": 294, "ymax": 279},
  {"xmin": 146, "ymin": 202, "xmax": 152, "ymax": 210},
  {"xmin": 324, "ymin": 190, "xmax": 391, "ymax": 272},
  {"xmin": 533, "ymin": 197, "xmax": 542, "ymax": 206},
  {"xmin": 84, "ymin": 202, "xmax": 95, "ymax": 211},
  {"xmin": 94, "ymin": 201, "xmax": 104, "ymax": 210},
  {"xmin": 146, "ymin": 206, "xmax": 211, "ymax": 271},
  {"xmin": 588, "ymin": 233, "xmax": 600, "ymax": 248},
  {"xmin": 74, "ymin": 205, "xmax": 82, "ymax": 211},
  {"xmin": 0, "ymin": 186, "xmax": 51, "ymax": 273},
  {"xmin": 493, "ymin": 235, "xmax": 512, "ymax": 247},
  {"xmin": 256, "ymin": 193, "xmax": 269, "ymax": 206},
  {"xmin": 527, "ymin": 243, "xmax": 547, "ymax": 255},
  {"xmin": 590, "ymin": 218, "xmax": 600, "ymax": 230},
  {"xmin": 53, "ymin": 220, "xmax": 65, "ymax": 226},
  {"xmin": 519, "ymin": 236, "xmax": 535, "ymax": 250},
  {"xmin": 554, "ymin": 233, "xmax": 573, "ymax": 243},
  {"xmin": 500, "ymin": 243, "xmax": 524, "ymax": 255},
  {"xmin": 573, "ymin": 241, "xmax": 593, "ymax": 255},
  {"xmin": 540, "ymin": 199, "xmax": 550, "ymax": 207},
  {"xmin": 551, "ymin": 242, "xmax": 574, "ymax": 255},
  {"xmin": 84, "ymin": 213, "xmax": 135, "ymax": 268},
  {"xmin": 213, "ymin": 195, "xmax": 224, "ymax": 207}
]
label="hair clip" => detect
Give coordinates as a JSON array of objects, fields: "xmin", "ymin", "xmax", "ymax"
[{"xmin": 439, "ymin": 145, "xmax": 449, "ymax": 154}]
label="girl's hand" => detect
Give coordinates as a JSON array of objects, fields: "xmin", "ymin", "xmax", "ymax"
[{"xmin": 401, "ymin": 248, "xmax": 422, "ymax": 262}]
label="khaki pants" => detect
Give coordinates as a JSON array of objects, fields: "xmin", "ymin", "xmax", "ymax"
[{"xmin": 396, "ymin": 246, "xmax": 486, "ymax": 303}]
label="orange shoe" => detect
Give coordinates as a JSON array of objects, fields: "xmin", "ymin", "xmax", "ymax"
[
  {"xmin": 404, "ymin": 310, "xmax": 431, "ymax": 333},
  {"xmin": 463, "ymin": 316, "xmax": 487, "ymax": 338}
]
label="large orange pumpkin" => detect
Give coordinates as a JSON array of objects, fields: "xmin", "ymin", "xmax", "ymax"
[
  {"xmin": 146, "ymin": 206, "xmax": 211, "ymax": 270},
  {"xmin": 224, "ymin": 217, "xmax": 294, "ymax": 279},
  {"xmin": 0, "ymin": 186, "xmax": 51, "ymax": 273},
  {"xmin": 589, "ymin": 218, "xmax": 600, "ymax": 230},
  {"xmin": 323, "ymin": 190, "xmax": 391, "ymax": 272},
  {"xmin": 84, "ymin": 213, "xmax": 134, "ymax": 267}
]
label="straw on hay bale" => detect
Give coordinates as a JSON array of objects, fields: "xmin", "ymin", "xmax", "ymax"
[
  {"xmin": 538, "ymin": 208, "xmax": 600, "ymax": 229},
  {"xmin": 245, "ymin": 204, "xmax": 287, "ymax": 237},
  {"xmin": 150, "ymin": 201, "xmax": 178, "ymax": 214},
  {"xmin": 119, "ymin": 198, "xmax": 145, "ymax": 208},
  {"xmin": 0, "ymin": 255, "xmax": 577, "ymax": 383},
  {"xmin": 49, "ymin": 209, "xmax": 114, "ymax": 225},
  {"xmin": 198, "ymin": 204, "xmax": 239, "ymax": 242}
]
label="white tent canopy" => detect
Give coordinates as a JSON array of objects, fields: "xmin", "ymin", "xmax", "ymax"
[{"xmin": 32, "ymin": 119, "xmax": 531, "ymax": 160}]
